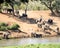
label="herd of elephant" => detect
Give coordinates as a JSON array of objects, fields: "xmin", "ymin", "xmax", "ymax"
[{"xmin": 36, "ymin": 16, "xmax": 60, "ymax": 36}]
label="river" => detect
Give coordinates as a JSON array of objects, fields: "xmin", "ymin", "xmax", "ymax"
[{"xmin": 0, "ymin": 37, "xmax": 60, "ymax": 46}]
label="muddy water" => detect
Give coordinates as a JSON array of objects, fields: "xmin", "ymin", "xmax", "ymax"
[{"xmin": 0, "ymin": 37, "xmax": 60, "ymax": 46}]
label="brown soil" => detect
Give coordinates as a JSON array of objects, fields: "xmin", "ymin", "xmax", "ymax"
[{"xmin": 0, "ymin": 10, "xmax": 60, "ymax": 38}]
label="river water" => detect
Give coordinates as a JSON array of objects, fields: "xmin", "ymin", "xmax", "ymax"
[{"xmin": 0, "ymin": 37, "xmax": 60, "ymax": 46}]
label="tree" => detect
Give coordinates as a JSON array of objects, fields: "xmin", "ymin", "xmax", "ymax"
[
  {"xmin": 20, "ymin": 0, "xmax": 29, "ymax": 14},
  {"xmin": 5, "ymin": 0, "xmax": 29, "ymax": 15},
  {"xmin": 5, "ymin": 0, "xmax": 15, "ymax": 15},
  {"xmin": 40, "ymin": 0, "xmax": 56, "ymax": 15},
  {"xmin": 55, "ymin": 0, "xmax": 60, "ymax": 13},
  {"xmin": 0, "ymin": 0, "xmax": 4, "ymax": 12}
]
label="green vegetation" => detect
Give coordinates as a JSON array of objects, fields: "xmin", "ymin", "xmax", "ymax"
[
  {"xmin": 0, "ymin": 0, "xmax": 60, "ymax": 15},
  {"xmin": 7, "ymin": 24, "xmax": 20, "ymax": 30},
  {"xmin": 40, "ymin": 0, "xmax": 60, "ymax": 14},
  {"xmin": 20, "ymin": 1, "xmax": 48, "ymax": 10},
  {"xmin": 0, "ymin": 22, "xmax": 8, "ymax": 26},
  {"xmin": 0, "ymin": 44, "xmax": 60, "ymax": 48},
  {"xmin": 0, "ymin": 26, "xmax": 7, "ymax": 31},
  {"xmin": 0, "ymin": 22, "xmax": 7, "ymax": 31},
  {"xmin": 0, "ymin": 22, "xmax": 20, "ymax": 31}
]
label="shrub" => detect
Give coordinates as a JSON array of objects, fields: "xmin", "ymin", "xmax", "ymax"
[
  {"xmin": 18, "ymin": 1, "xmax": 48, "ymax": 10},
  {"xmin": 7, "ymin": 24, "xmax": 20, "ymax": 30},
  {"xmin": 0, "ymin": 22, "xmax": 8, "ymax": 26},
  {"xmin": 0, "ymin": 26, "xmax": 7, "ymax": 31},
  {"xmin": 19, "ymin": 3, "xmax": 26, "ymax": 10}
]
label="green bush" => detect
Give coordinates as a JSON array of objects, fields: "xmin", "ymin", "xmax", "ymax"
[
  {"xmin": 19, "ymin": 3, "xmax": 26, "ymax": 10},
  {"xmin": 7, "ymin": 24, "xmax": 20, "ymax": 30},
  {"xmin": 0, "ymin": 22, "xmax": 20, "ymax": 31},
  {"xmin": 0, "ymin": 22, "xmax": 7, "ymax": 31},
  {"xmin": 19, "ymin": 1, "xmax": 48, "ymax": 10},
  {"xmin": 0, "ymin": 26, "xmax": 7, "ymax": 31},
  {"xmin": 0, "ymin": 22, "xmax": 8, "ymax": 26}
]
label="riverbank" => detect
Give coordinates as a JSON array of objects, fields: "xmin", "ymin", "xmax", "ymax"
[
  {"xmin": 0, "ymin": 30, "xmax": 58, "ymax": 40},
  {"xmin": 0, "ymin": 44, "xmax": 60, "ymax": 48},
  {"xmin": 0, "ymin": 10, "xmax": 60, "ymax": 39}
]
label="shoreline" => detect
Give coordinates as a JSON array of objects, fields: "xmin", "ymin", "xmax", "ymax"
[
  {"xmin": 0, "ymin": 34, "xmax": 60, "ymax": 40},
  {"xmin": 0, "ymin": 44, "xmax": 60, "ymax": 48}
]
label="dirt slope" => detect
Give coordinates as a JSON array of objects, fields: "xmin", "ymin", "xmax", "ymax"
[{"xmin": 0, "ymin": 10, "xmax": 60, "ymax": 37}]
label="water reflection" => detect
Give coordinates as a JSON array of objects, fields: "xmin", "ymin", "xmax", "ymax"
[{"xmin": 0, "ymin": 37, "xmax": 60, "ymax": 46}]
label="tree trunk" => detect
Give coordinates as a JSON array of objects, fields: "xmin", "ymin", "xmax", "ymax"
[
  {"xmin": 55, "ymin": 8, "xmax": 60, "ymax": 13},
  {"xmin": 25, "ymin": 3, "xmax": 28, "ymax": 14},
  {"xmin": 9, "ymin": 3, "xmax": 15, "ymax": 16},
  {"xmin": 11, "ymin": 5, "xmax": 15, "ymax": 16},
  {"xmin": 49, "ymin": 8, "xmax": 55, "ymax": 15},
  {"xmin": 0, "ymin": 4, "xmax": 2, "ymax": 13},
  {"xmin": 25, "ymin": 9, "xmax": 27, "ymax": 14}
]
